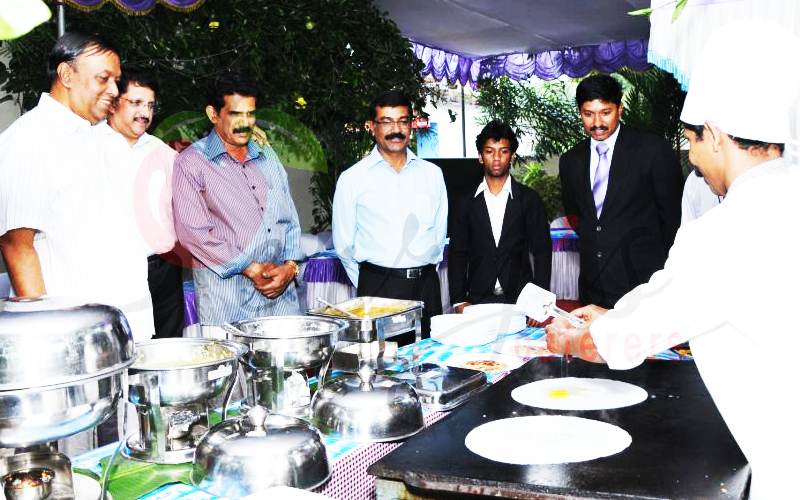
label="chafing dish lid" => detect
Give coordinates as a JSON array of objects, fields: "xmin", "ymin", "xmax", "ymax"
[{"xmin": 0, "ymin": 297, "xmax": 135, "ymax": 391}]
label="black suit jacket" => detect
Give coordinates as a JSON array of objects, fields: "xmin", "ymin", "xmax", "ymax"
[
  {"xmin": 448, "ymin": 177, "xmax": 552, "ymax": 305},
  {"xmin": 559, "ymin": 124, "xmax": 683, "ymax": 308}
]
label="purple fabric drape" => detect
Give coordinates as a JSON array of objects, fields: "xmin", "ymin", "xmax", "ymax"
[
  {"xmin": 414, "ymin": 40, "xmax": 651, "ymax": 86},
  {"xmin": 64, "ymin": 0, "xmax": 204, "ymax": 13}
]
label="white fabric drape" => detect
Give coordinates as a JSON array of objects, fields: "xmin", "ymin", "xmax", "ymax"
[{"xmin": 648, "ymin": 0, "xmax": 800, "ymax": 162}]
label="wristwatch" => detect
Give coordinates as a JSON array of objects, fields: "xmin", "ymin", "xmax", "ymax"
[{"xmin": 284, "ymin": 260, "xmax": 300, "ymax": 278}]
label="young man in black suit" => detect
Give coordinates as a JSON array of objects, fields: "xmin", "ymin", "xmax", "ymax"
[
  {"xmin": 559, "ymin": 75, "xmax": 682, "ymax": 309},
  {"xmin": 448, "ymin": 121, "xmax": 551, "ymax": 312}
]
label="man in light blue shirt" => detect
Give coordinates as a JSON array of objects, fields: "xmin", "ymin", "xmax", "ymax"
[{"xmin": 332, "ymin": 91, "xmax": 448, "ymax": 338}]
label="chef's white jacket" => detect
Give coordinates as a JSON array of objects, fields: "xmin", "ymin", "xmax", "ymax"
[{"xmin": 591, "ymin": 158, "xmax": 799, "ymax": 499}]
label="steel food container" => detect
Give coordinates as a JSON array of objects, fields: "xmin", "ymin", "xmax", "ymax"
[
  {"xmin": 0, "ymin": 298, "xmax": 136, "ymax": 447},
  {"xmin": 307, "ymin": 297, "xmax": 423, "ymax": 342}
]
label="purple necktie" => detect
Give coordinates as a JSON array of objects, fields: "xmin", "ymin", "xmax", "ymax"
[{"xmin": 592, "ymin": 142, "xmax": 610, "ymax": 218}]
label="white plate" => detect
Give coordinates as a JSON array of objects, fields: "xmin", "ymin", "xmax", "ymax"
[
  {"xmin": 492, "ymin": 338, "xmax": 551, "ymax": 358},
  {"xmin": 511, "ymin": 377, "xmax": 648, "ymax": 411},
  {"xmin": 431, "ymin": 330, "xmax": 498, "ymax": 347},
  {"xmin": 443, "ymin": 353, "xmax": 525, "ymax": 372},
  {"xmin": 462, "ymin": 303, "xmax": 526, "ymax": 316},
  {"xmin": 465, "ymin": 415, "xmax": 632, "ymax": 464}
]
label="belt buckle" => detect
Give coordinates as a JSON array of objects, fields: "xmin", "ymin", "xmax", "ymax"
[{"xmin": 406, "ymin": 268, "xmax": 422, "ymax": 279}]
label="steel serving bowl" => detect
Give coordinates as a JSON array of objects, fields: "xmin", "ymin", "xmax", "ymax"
[
  {"xmin": 0, "ymin": 298, "xmax": 135, "ymax": 391},
  {"xmin": 128, "ymin": 338, "xmax": 248, "ymax": 406},
  {"xmin": 191, "ymin": 406, "xmax": 330, "ymax": 498},
  {"xmin": 225, "ymin": 316, "xmax": 346, "ymax": 371},
  {"xmin": 310, "ymin": 365, "xmax": 424, "ymax": 442}
]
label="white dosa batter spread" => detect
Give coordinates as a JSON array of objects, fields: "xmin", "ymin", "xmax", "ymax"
[
  {"xmin": 465, "ymin": 415, "xmax": 632, "ymax": 464},
  {"xmin": 511, "ymin": 377, "xmax": 648, "ymax": 411}
]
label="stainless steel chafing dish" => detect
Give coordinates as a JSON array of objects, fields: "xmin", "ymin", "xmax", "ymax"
[
  {"xmin": 0, "ymin": 297, "xmax": 136, "ymax": 447},
  {"xmin": 307, "ymin": 296, "xmax": 423, "ymax": 343}
]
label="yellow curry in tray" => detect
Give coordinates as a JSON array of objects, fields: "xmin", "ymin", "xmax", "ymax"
[
  {"xmin": 135, "ymin": 343, "xmax": 233, "ymax": 368},
  {"xmin": 322, "ymin": 302, "xmax": 412, "ymax": 318}
]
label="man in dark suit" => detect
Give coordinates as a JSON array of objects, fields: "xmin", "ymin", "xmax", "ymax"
[
  {"xmin": 559, "ymin": 75, "xmax": 682, "ymax": 309},
  {"xmin": 449, "ymin": 121, "xmax": 551, "ymax": 311}
]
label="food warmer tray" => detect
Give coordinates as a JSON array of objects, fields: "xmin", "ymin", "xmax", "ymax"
[{"xmin": 307, "ymin": 297, "xmax": 423, "ymax": 343}]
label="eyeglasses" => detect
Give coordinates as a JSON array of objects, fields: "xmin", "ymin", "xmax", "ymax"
[
  {"xmin": 121, "ymin": 97, "xmax": 157, "ymax": 111},
  {"xmin": 372, "ymin": 118, "xmax": 412, "ymax": 128}
]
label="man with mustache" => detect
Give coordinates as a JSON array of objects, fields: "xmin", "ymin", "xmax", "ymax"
[
  {"xmin": 0, "ymin": 33, "xmax": 155, "ymax": 341},
  {"xmin": 558, "ymin": 75, "xmax": 682, "ymax": 308},
  {"xmin": 449, "ymin": 121, "xmax": 551, "ymax": 310},
  {"xmin": 332, "ymin": 90, "xmax": 447, "ymax": 341},
  {"xmin": 173, "ymin": 73, "xmax": 302, "ymax": 335},
  {"xmin": 100, "ymin": 66, "xmax": 185, "ymax": 338}
]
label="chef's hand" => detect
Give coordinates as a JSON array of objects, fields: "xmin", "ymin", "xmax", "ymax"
[
  {"xmin": 454, "ymin": 302, "xmax": 470, "ymax": 313},
  {"xmin": 545, "ymin": 304, "xmax": 608, "ymax": 363},
  {"xmin": 258, "ymin": 262, "xmax": 295, "ymax": 299}
]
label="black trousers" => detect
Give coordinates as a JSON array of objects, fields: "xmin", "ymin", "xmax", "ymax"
[
  {"xmin": 147, "ymin": 253, "xmax": 185, "ymax": 339},
  {"xmin": 357, "ymin": 262, "xmax": 442, "ymax": 345}
]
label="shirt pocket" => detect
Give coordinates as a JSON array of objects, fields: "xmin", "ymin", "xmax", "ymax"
[{"xmin": 407, "ymin": 192, "xmax": 436, "ymax": 228}]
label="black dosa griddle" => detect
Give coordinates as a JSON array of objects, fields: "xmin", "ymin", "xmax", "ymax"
[{"xmin": 370, "ymin": 357, "xmax": 750, "ymax": 499}]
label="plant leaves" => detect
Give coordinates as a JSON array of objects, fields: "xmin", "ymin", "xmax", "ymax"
[
  {"xmin": 672, "ymin": 0, "xmax": 689, "ymax": 23},
  {"xmin": 628, "ymin": 8, "xmax": 654, "ymax": 17}
]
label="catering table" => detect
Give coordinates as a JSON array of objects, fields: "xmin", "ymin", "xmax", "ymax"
[
  {"xmin": 71, "ymin": 328, "xmax": 549, "ymax": 500},
  {"xmin": 369, "ymin": 357, "xmax": 749, "ymax": 500},
  {"xmin": 303, "ymin": 229, "xmax": 581, "ymax": 312}
]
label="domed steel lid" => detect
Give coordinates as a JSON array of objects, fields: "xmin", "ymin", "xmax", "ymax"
[
  {"xmin": 310, "ymin": 365, "xmax": 424, "ymax": 442},
  {"xmin": 0, "ymin": 297, "xmax": 136, "ymax": 391},
  {"xmin": 191, "ymin": 406, "xmax": 330, "ymax": 498}
]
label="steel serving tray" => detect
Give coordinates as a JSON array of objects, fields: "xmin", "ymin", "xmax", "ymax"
[
  {"xmin": 307, "ymin": 297, "xmax": 423, "ymax": 342},
  {"xmin": 389, "ymin": 363, "xmax": 489, "ymax": 411}
]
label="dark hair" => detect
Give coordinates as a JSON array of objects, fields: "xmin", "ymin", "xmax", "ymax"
[
  {"xmin": 118, "ymin": 66, "xmax": 159, "ymax": 96},
  {"xmin": 681, "ymin": 121, "xmax": 705, "ymax": 140},
  {"xmin": 207, "ymin": 72, "xmax": 258, "ymax": 111},
  {"xmin": 575, "ymin": 75, "xmax": 622, "ymax": 108},
  {"xmin": 682, "ymin": 121, "xmax": 784, "ymax": 153},
  {"xmin": 728, "ymin": 135, "xmax": 784, "ymax": 154},
  {"xmin": 476, "ymin": 120, "xmax": 518, "ymax": 153},
  {"xmin": 368, "ymin": 91, "xmax": 412, "ymax": 121},
  {"xmin": 47, "ymin": 32, "xmax": 119, "ymax": 84}
]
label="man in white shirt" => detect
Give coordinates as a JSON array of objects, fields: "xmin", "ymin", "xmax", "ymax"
[
  {"xmin": 103, "ymin": 66, "xmax": 184, "ymax": 337},
  {"xmin": 546, "ymin": 20, "xmax": 800, "ymax": 499},
  {"xmin": 0, "ymin": 33, "xmax": 154, "ymax": 341}
]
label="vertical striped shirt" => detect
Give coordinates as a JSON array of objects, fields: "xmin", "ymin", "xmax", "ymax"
[
  {"xmin": 0, "ymin": 94, "xmax": 154, "ymax": 340},
  {"xmin": 173, "ymin": 130, "xmax": 302, "ymax": 326}
]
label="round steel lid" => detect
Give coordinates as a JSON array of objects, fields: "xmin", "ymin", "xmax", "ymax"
[
  {"xmin": 0, "ymin": 297, "xmax": 136, "ymax": 391},
  {"xmin": 191, "ymin": 406, "xmax": 330, "ymax": 497}
]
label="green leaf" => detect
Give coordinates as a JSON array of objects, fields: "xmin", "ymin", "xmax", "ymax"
[
  {"xmin": 672, "ymin": 0, "xmax": 689, "ymax": 22},
  {"xmin": 628, "ymin": 8, "xmax": 654, "ymax": 17}
]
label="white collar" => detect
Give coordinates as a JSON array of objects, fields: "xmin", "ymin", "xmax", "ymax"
[{"xmin": 475, "ymin": 174, "xmax": 513, "ymax": 198}]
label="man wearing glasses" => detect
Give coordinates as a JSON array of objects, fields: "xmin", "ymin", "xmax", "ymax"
[
  {"xmin": 332, "ymin": 91, "xmax": 448, "ymax": 340},
  {"xmin": 101, "ymin": 66, "xmax": 185, "ymax": 338}
]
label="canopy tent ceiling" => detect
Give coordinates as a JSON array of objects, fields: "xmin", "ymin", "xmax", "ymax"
[
  {"xmin": 371, "ymin": 0, "xmax": 652, "ymax": 59},
  {"xmin": 371, "ymin": 0, "xmax": 653, "ymax": 84}
]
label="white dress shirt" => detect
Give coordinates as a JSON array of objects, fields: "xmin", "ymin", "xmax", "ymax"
[
  {"xmin": 98, "ymin": 124, "xmax": 178, "ymax": 256},
  {"xmin": 589, "ymin": 158, "xmax": 798, "ymax": 500},
  {"xmin": 332, "ymin": 147, "xmax": 448, "ymax": 287},
  {"xmin": 0, "ymin": 94, "xmax": 154, "ymax": 341},
  {"xmin": 475, "ymin": 175, "xmax": 513, "ymax": 293},
  {"xmin": 680, "ymin": 169, "xmax": 722, "ymax": 225}
]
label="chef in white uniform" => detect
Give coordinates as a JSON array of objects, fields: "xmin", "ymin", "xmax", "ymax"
[{"xmin": 546, "ymin": 20, "xmax": 800, "ymax": 499}]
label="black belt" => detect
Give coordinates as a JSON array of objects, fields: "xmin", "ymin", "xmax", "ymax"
[{"xmin": 360, "ymin": 261, "xmax": 434, "ymax": 279}]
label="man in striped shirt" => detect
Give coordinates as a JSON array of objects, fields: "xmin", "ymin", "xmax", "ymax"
[{"xmin": 173, "ymin": 73, "xmax": 302, "ymax": 333}]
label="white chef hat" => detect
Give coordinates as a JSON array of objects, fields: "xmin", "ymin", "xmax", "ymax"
[{"xmin": 680, "ymin": 20, "xmax": 800, "ymax": 144}]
